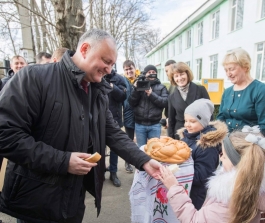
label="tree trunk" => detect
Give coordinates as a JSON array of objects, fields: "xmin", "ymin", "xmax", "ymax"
[{"xmin": 51, "ymin": 0, "xmax": 85, "ymax": 50}]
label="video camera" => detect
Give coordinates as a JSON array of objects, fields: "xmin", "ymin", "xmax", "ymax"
[
  {"xmin": 104, "ymin": 77, "xmax": 116, "ymax": 84},
  {"xmin": 135, "ymin": 71, "xmax": 157, "ymax": 91}
]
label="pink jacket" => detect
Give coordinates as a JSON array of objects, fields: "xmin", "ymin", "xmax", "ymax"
[{"xmin": 167, "ymin": 168, "xmax": 265, "ymax": 223}]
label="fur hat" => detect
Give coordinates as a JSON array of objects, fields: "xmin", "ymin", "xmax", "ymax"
[
  {"xmin": 144, "ymin": 65, "xmax": 157, "ymax": 74},
  {"xmin": 184, "ymin": 99, "xmax": 214, "ymax": 128}
]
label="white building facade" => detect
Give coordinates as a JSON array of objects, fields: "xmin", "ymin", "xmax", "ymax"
[{"xmin": 146, "ymin": 0, "xmax": 265, "ymax": 88}]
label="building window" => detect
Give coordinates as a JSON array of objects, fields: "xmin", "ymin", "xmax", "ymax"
[
  {"xmin": 186, "ymin": 61, "xmax": 190, "ymax": 67},
  {"xmin": 230, "ymin": 0, "xmax": 244, "ymax": 31},
  {"xmin": 186, "ymin": 29, "xmax": 191, "ymax": 48},
  {"xmin": 255, "ymin": 42, "xmax": 265, "ymax": 81},
  {"xmin": 211, "ymin": 10, "xmax": 220, "ymax": 39},
  {"xmin": 197, "ymin": 21, "xmax": 203, "ymax": 45},
  {"xmin": 178, "ymin": 35, "xmax": 182, "ymax": 54},
  {"xmin": 196, "ymin": 59, "xmax": 202, "ymax": 80},
  {"xmin": 210, "ymin": 54, "xmax": 218, "ymax": 78},
  {"xmin": 171, "ymin": 40, "xmax": 175, "ymax": 57},
  {"xmin": 260, "ymin": 0, "xmax": 265, "ymax": 19}
]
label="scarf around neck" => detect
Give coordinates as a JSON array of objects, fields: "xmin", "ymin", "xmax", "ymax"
[{"xmin": 177, "ymin": 83, "xmax": 190, "ymax": 101}]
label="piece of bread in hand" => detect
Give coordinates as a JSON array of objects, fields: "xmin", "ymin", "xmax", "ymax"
[
  {"xmin": 168, "ymin": 164, "xmax": 180, "ymax": 173},
  {"xmin": 84, "ymin": 152, "xmax": 101, "ymax": 163}
]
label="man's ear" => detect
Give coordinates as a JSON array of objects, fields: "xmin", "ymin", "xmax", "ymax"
[{"xmin": 80, "ymin": 43, "xmax": 91, "ymax": 58}]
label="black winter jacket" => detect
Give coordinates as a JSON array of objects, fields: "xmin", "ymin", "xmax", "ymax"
[
  {"xmin": 0, "ymin": 51, "xmax": 151, "ymax": 223},
  {"xmin": 168, "ymin": 82, "xmax": 210, "ymax": 139},
  {"xmin": 128, "ymin": 79, "xmax": 168, "ymax": 126},
  {"xmin": 123, "ymin": 77, "xmax": 135, "ymax": 129},
  {"xmin": 0, "ymin": 69, "xmax": 14, "ymax": 91},
  {"xmin": 178, "ymin": 121, "xmax": 227, "ymax": 210},
  {"xmin": 105, "ymin": 71, "xmax": 126, "ymax": 127}
]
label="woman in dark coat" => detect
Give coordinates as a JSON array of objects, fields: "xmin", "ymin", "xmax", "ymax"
[{"xmin": 167, "ymin": 62, "xmax": 210, "ymax": 139}]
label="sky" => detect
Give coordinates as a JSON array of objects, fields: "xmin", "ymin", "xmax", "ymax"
[{"xmin": 116, "ymin": 0, "xmax": 207, "ymax": 72}]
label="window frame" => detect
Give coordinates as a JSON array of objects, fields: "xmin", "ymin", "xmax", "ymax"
[
  {"xmin": 210, "ymin": 54, "xmax": 218, "ymax": 78},
  {"xmin": 197, "ymin": 21, "xmax": 203, "ymax": 46},
  {"xmin": 211, "ymin": 10, "xmax": 220, "ymax": 40},
  {"xmin": 230, "ymin": 0, "xmax": 244, "ymax": 32},
  {"xmin": 186, "ymin": 29, "xmax": 191, "ymax": 49},
  {"xmin": 255, "ymin": 42, "xmax": 265, "ymax": 81},
  {"xmin": 196, "ymin": 58, "xmax": 203, "ymax": 80}
]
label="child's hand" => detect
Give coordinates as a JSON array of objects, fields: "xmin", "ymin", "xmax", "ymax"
[{"xmin": 159, "ymin": 166, "xmax": 179, "ymax": 190}]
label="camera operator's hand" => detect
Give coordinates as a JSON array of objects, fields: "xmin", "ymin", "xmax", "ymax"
[
  {"xmin": 110, "ymin": 83, "xmax": 114, "ymax": 88},
  {"xmin": 133, "ymin": 80, "xmax": 138, "ymax": 88},
  {"xmin": 145, "ymin": 87, "xmax": 152, "ymax": 96}
]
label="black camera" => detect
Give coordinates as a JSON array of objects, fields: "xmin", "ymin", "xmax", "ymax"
[
  {"xmin": 135, "ymin": 72, "xmax": 157, "ymax": 91},
  {"xmin": 159, "ymin": 119, "xmax": 167, "ymax": 127},
  {"xmin": 104, "ymin": 77, "xmax": 116, "ymax": 84}
]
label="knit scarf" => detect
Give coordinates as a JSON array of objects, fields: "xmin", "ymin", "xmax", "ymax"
[{"xmin": 177, "ymin": 83, "xmax": 190, "ymax": 101}]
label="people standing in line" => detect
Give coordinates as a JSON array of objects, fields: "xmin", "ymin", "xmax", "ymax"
[
  {"xmin": 105, "ymin": 69, "xmax": 127, "ymax": 187},
  {"xmin": 159, "ymin": 130, "xmax": 265, "ymax": 223},
  {"xmin": 0, "ymin": 29, "xmax": 162, "ymax": 223},
  {"xmin": 177, "ymin": 99, "xmax": 227, "ymax": 210},
  {"xmin": 167, "ymin": 62, "xmax": 210, "ymax": 139},
  {"xmin": 129, "ymin": 65, "xmax": 168, "ymax": 148},
  {"xmin": 51, "ymin": 47, "xmax": 69, "ymax": 63},
  {"xmin": 217, "ymin": 48, "xmax": 265, "ymax": 135},
  {"xmin": 122, "ymin": 60, "xmax": 139, "ymax": 173},
  {"xmin": 35, "ymin": 52, "xmax": 52, "ymax": 64},
  {"xmin": 164, "ymin": 59, "xmax": 176, "ymax": 129},
  {"xmin": 0, "ymin": 55, "xmax": 28, "ymax": 91}
]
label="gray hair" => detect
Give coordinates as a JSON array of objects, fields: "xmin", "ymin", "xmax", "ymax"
[{"xmin": 77, "ymin": 29, "xmax": 116, "ymax": 48}]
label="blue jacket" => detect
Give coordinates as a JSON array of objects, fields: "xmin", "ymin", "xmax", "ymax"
[
  {"xmin": 123, "ymin": 77, "xmax": 135, "ymax": 129},
  {"xmin": 105, "ymin": 71, "xmax": 127, "ymax": 127},
  {"xmin": 178, "ymin": 121, "xmax": 227, "ymax": 210}
]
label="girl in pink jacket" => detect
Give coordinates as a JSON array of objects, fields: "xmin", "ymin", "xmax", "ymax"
[{"xmin": 159, "ymin": 129, "xmax": 265, "ymax": 223}]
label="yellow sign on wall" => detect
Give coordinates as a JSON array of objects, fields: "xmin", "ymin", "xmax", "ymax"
[{"xmin": 202, "ymin": 79, "xmax": 224, "ymax": 105}]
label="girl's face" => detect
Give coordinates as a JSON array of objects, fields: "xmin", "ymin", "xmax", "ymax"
[
  {"xmin": 220, "ymin": 144, "xmax": 234, "ymax": 172},
  {"xmin": 173, "ymin": 72, "xmax": 189, "ymax": 87},
  {"xmin": 184, "ymin": 114, "xmax": 204, "ymax": 133}
]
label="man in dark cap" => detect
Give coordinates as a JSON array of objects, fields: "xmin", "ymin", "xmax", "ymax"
[{"xmin": 129, "ymin": 64, "xmax": 168, "ymax": 148}]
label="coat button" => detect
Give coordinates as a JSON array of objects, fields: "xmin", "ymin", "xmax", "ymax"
[
  {"xmin": 238, "ymin": 94, "xmax": 241, "ymax": 97},
  {"xmin": 80, "ymin": 114, "xmax": 85, "ymax": 120},
  {"xmin": 234, "ymin": 109, "xmax": 236, "ymax": 112},
  {"xmin": 228, "ymin": 122, "xmax": 231, "ymax": 124}
]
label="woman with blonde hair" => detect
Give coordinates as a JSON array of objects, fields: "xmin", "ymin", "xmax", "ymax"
[
  {"xmin": 167, "ymin": 62, "xmax": 210, "ymax": 139},
  {"xmin": 217, "ymin": 48, "xmax": 265, "ymax": 135},
  {"xmin": 159, "ymin": 128, "xmax": 265, "ymax": 223}
]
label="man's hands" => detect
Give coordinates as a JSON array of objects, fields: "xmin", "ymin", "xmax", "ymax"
[
  {"xmin": 68, "ymin": 152, "xmax": 97, "ymax": 175},
  {"xmin": 145, "ymin": 87, "xmax": 152, "ymax": 96},
  {"xmin": 143, "ymin": 159, "xmax": 162, "ymax": 180},
  {"xmin": 159, "ymin": 166, "xmax": 179, "ymax": 190}
]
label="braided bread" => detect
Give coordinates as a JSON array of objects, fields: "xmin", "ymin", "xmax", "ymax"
[{"xmin": 144, "ymin": 137, "xmax": 191, "ymax": 164}]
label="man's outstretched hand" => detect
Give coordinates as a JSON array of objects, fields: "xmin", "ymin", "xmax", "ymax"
[{"xmin": 143, "ymin": 159, "xmax": 162, "ymax": 179}]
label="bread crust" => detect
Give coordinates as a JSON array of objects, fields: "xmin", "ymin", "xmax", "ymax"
[{"xmin": 84, "ymin": 152, "xmax": 101, "ymax": 163}]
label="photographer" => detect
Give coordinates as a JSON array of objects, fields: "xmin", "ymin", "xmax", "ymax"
[
  {"xmin": 105, "ymin": 69, "xmax": 127, "ymax": 187},
  {"xmin": 129, "ymin": 65, "xmax": 168, "ymax": 147}
]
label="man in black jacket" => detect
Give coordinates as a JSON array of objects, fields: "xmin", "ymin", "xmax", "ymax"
[
  {"xmin": 105, "ymin": 69, "xmax": 126, "ymax": 187},
  {"xmin": 129, "ymin": 65, "xmax": 168, "ymax": 148},
  {"xmin": 0, "ymin": 55, "xmax": 27, "ymax": 91},
  {"xmin": 0, "ymin": 29, "xmax": 161, "ymax": 223}
]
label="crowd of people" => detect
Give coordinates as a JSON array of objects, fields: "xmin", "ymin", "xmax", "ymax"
[{"xmin": 0, "ymin": 28, "xmax": 264, "ymax": 223}]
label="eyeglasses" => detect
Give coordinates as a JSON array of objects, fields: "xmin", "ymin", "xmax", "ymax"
[{"xmin": 124, "ymin": 67, "xmax": 133, "ymax": 72}]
